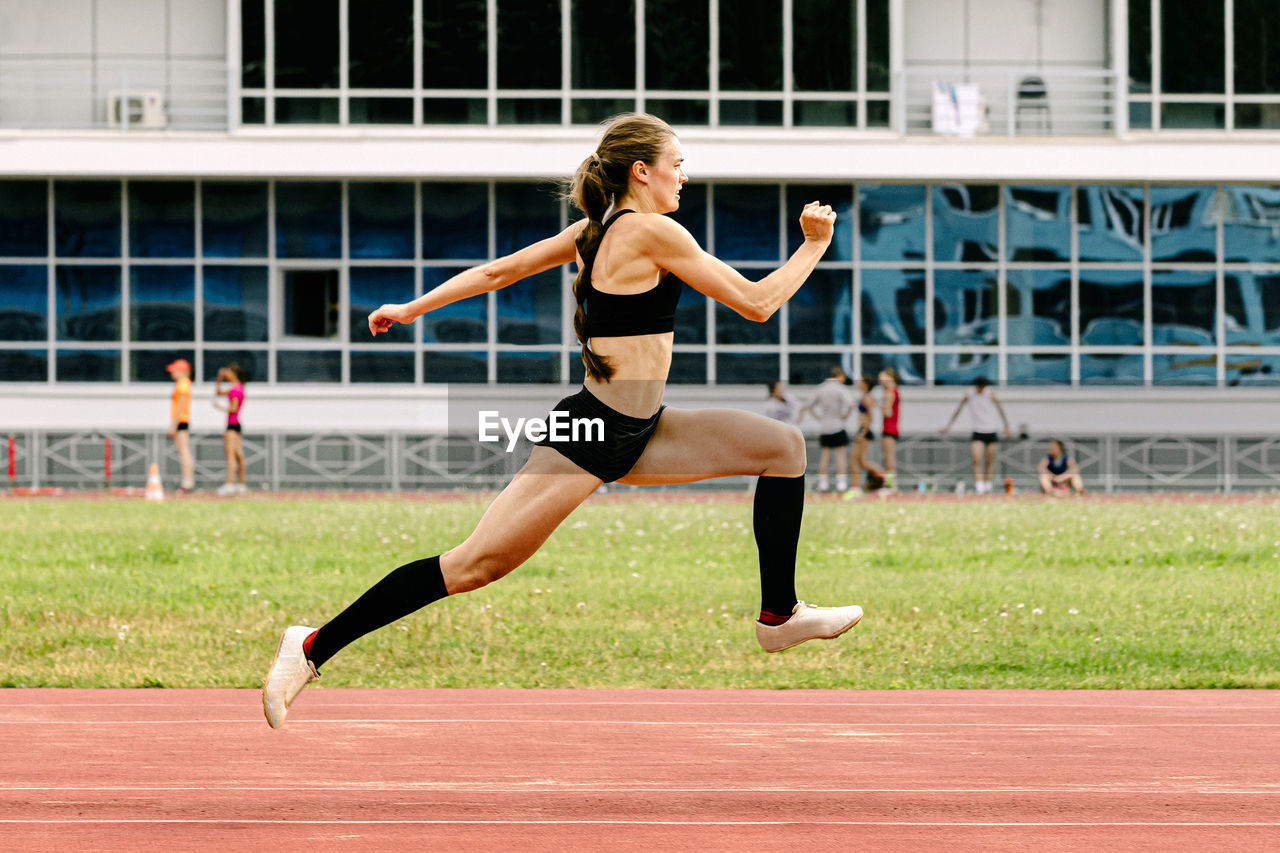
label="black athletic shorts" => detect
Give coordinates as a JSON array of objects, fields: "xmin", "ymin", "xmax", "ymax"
[
  {"xmin": 176, "ymin": 422, "xmax": 189, "ymax": 432},
  {"xmin": 818, "ymin": 429, "xmax": 850, "ymax": 449},
  {"xmin": 225, "ymin": 423, "xmax": 242, "ymax": 433},
  {"xmin": 856, "ymin": 428, "xmax": 875, "ymax": 442},
  {"xmin": 972, "ymin": 431, "xmax": 999, "ymax": 444},
  {"xmin": 535, "ymin": 386, "xmax": 664, "ymax": 483}
]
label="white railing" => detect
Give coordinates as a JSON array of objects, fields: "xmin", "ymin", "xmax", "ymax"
[
  {"xmin": 897, "ymin": 65, "xmax": 1118, "ymax": 137},
  {"xmin": 0, "ymin": 57, "xmax": 228, "ymax": 131}
]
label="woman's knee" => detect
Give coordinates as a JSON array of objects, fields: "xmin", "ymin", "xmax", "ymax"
[
  {"xmin": 771, "ymin": 425, "xmax": 807, "ymax": 476},
  {"xmin": 442, "ymin": 545, "xmax": 523, "ymax": 594}
]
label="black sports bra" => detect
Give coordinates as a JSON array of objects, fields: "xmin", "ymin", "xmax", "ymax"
[{"xmin": 581, "ymin": 209, "xmax": 683, "ymax": 338}]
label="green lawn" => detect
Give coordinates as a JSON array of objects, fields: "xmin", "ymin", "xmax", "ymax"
[{"xmin": 2, "ymin": 494, "xmax": 1278, "ymax": 689}]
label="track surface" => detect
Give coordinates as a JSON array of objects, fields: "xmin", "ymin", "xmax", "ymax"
[{"xmin": 2, "ymin": 689, "xmax": 1278, "ymax": 851}]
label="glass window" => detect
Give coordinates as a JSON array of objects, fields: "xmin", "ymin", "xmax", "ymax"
[
  {"xmin": 1151, "ymin": 270, "xmax": 1216, "ymax": 346},
  {"xmin": 667, "ymin": 351, "xmax": 707, "ymax": 384},
  {"xmin": 497, "ymin": 352, "xmax": 559, "ymax": 383},
  {"xmin": 720, "ymin": 100, "xmax": 783, "ymax": 126},
  {"xmin": 202, "ymin": 349, "xmax": 267, "ymax": 383},
  {"xmin": 241, "ymin": 0, "xmax": 266, "ymax": 88},
  {"xmin": 716, "ymin": 291, "xmax": 779, "ymax": 344},
  {"xmin": 1077, "ymin": 186, "xmax": 1145, "ymax": 262},
  {"xmin": 1005, "ymin": 270, "xmax": 1070, "ymax": 346},
  {"xmin": 862, "ymin": 352, "xmax": 924, "ymax": 386},
  {"xmin": 349, "ymin": 183, "xmax": 414, "ymax": 259},
  {"xmin": 719, "ymin": 0, "xmax": 782, "ymax": 91},
  {"xmin": 129, "ymin": 182, "xmax": 194, "ymax": 259},
  {"xmin": 673, "ymin": 289, "xmax": 707, "ymax": 344},
  {"xmin": 933, "ymin": 184, "xmax": 999, "ymax": 263},
  {"xmin": 202, "ymin": 182, "xmax": 269, "ymax": 258},
  {"xmin": 1150, "ymin": 186, "xmax": 1217, "ymax": 263},
  {"xmin": 275, "ymin": 98, "xmax": 340, "ymax": 123},
  {"xmin": 277, "ymin": 350, "xmax": 341, "ymax": 382},
  {"xmin": 349, "ymin": 0, "xmax": 412, "ymax": 88},
  {"xmin": 55, "ymin": 181, "xmax": 120, "ymax": 258},
  {"xmin": 350, "ymin": 267, "xmax": 416, "ymax": 343},
  {"xmin": 1223, "ymin": 186, "xmax": 1280, "ymax": 263},
  {"xmin": 0, "ymin": 350, "xmax": 47, "ymax": 382},
  {"xmin": 204, "ymin": 266, "xmax": 269, "ymax": 342},
  {"xmin": 714, "ymin": 185, "xmax": 779, "ymax": 261},
  {"xmin": 0, "ymin": 266, "xmax": 47, "ymax": 341},
  {"xmin": 131, "ymin": 349, "xmax": 196, "ymax": 383},
  {"xmin": 276, "ymin": 182, "xmax": 342, "ymax": 259},
  {"xmin": 793, "ymin": 101, "xmax": 857, "ymax": 128},
  {"xmin": 497, "ymin": 98, "xmax": 561, "ymax": 124},
  {"xmin": 495, "ymin": 184, "xmax": 560, "ymax": 257},
  {"xmin": 274, "ymin": 0, "xmax": 338, "ymax": 88},
  {"xmin": 1128, "ymin": 0, "xmax": 1151, "ymax": 93},
  {"xmin": 1005, "ymin": 185, "xmax": 1070, "ymax": 262},
  {"xmin": 1006, "ymin": 351, "xmax": 1070, "ymax": 384},
  {"xmin": 792, "ymin": 0, "xmax": 852, "ymax": 92},
  {"xmin": 498, "ymin": 0, "xmax": 561, "ymax": 89},
  {"xmin": 866, "ymin": 0, "xmax": 890, "ymax": 90},
  {"xmin": 572, "ymin": 98, "xmax": 638, "ymax": 125},
  {"xmin": 1153, "ymin": 352, "xmax": 1217, "ymax": 384},
  {"xmin": 423, "ymin": 183, "xmax": 489, "ymax": 260},
  {"xmin": 933, "ymin": 270, "xmax": 998, "ymax": 346},
  {"xmin": 498, "ymin": 270, "xmax": 560, "ymax": 345},
  {"xmin": 647, "ymin": 0, "xmax": 709, "ymax": 90},
  {"xmin": 56, "ymin": 266, "xmax": 120, "ymax": 342},
  {"xmin": 1233, "ymin": 104, "xmax": 1280, "ymax": 130},
  {"xmin": 668, "ymin": 184, "xmax": 707, "ymax": 248},
  {"xmin": 424, "ymin": 350, "xmax": 487, "ymax": 383},
  {"xmin": 1235, "ymin": 0, "xmax": 1280, "ymax": 94},
  {"xmin": 130, "ymin": 266, "xmax": 195, "ymax": 342},
  {"xmin": 1225, "ymin": 272, "xmax": 1280, "ymax": 344},
  {"xmin": 933, "ymin": 350, "xmax": 997, "ymax": 387},
  {"xmin": 281, "ymin": 269, "xmax": 340, "ymax": 338},
  {"xmin": 717, "ymin": 352, "xmax": 780, "ymax": 384},
  {"xmin": 858, "ymin": 184, "xmax": 926, "ymax": 262},
  {"xmin": 572, "ymin": 0, "xmax": 635, "ymax": 89},
  {"xmin": 350, "ymin": 98, "xmax": 414, "ymax": 124},
  {"xmin": 424, "ymin": 0, "xmax": 487, "ymax": 89},
  {"xmin": 0, "ymin": 181, "xmax": 47, "ymax": 257},
  {"xmin": 787, "ymin": 352, "xmax": 847, "ymax": 387},
  {"xmin": 421, "ymin": 266, "xmax": 487, "ymax": 343},
  {"xmin": 1225, "ymin": 353, "xmax": 1280, "ymax": 385},
  {"xmin": 786, "ymin": 185, "xmax": 853, "ymax": 260},
  {"xmin": 1161, "ymin": 0, "xmax": 1223, "ymax": 94},
  {"xmin": 1079, "ymin": 271, "xmax": 1144, "ymax": 345},
  {"xmin": 423, "ymin": 97, "xmax": 488, "ymax": 124},
  {"xmin": 56, "ymin": 350, "xmax": 120, "ymax": 382},
  {"xmin": 1160, "ymin": 102, "xmax": 1225, "ymax": 129},
  {"xmin": 861, "ymin": 268, "xmax": 926, "ymax": 346},
  {"xmin": 646, "ymin": 98, "xmax": 710, "ymax": 126},
  {"xmin": 789, "ymin": 268, "xmax": 852, "ymax": 345},
  {"xmin": 351, "ymin": 351, "xmax": 414, "ymax": 383}
]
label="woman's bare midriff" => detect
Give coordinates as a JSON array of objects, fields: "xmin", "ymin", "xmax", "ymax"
[{"xmin": 583, "ymin": 332, "xmax": 672, "ymax": 417}]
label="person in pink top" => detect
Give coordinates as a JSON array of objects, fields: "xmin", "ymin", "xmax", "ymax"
[{"xmin": 214, "ymin": 364, "xmax": 246, "ymax": 496}]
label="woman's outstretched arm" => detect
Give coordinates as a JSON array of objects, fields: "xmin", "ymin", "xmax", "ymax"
[
  {"xmin": 643, "ymin": 201, "xmax": 835, "ymax": 322},
  {"xmin": 369, "ymin": 219, "xmax": 587, "ymax": 335}
]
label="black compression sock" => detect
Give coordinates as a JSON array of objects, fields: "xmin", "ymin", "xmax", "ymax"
[
  {"xmin": 754, "ymin": 474, "xmax": 803, "ymax": 621},
  {"xmin": 306, "ymin": 555, "xmax": 448, "ymax": 669}
]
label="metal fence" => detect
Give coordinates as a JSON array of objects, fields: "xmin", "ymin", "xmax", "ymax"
[{"xmin": 6, "ymin": 429, "xmax": 1280, "ymax": 493}]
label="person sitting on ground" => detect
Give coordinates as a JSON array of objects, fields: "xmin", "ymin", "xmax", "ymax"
[{"xmin": 1038, "ymin": 438, "xmax": 1084, "ymax": 495}]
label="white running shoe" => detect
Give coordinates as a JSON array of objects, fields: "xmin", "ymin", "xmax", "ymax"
[
  {"xmin": 233, "ymin": 483, "xmax": 248, "ymax": 495},
  {"xmin": 262, "ymin": 625, "xmax": 319, "ymax": 729},
  {"xmin": 755, "ymin": 601, "xmax": 863, "ymax": 653},
  {"xmin": 216, "ymin": 483, "xmax": 237, "ymax": 496}
]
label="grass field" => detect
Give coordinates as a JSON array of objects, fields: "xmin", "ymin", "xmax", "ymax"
[{"xmin": 2, "ymin": 493, "xmax": 1278, "ymax": 690}]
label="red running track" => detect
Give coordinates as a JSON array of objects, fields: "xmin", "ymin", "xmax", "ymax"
[{"xmin": 2, "ymin": 689, "xmax": 1278, "ymax": 852}]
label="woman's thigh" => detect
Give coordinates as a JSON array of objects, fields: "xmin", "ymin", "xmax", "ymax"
[{"xmin": 617, "ymin": 407, "xmax": 804, "ymax": 486}]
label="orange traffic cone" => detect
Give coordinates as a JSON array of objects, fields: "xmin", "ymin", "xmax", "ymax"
[{"xmin": 145, "ymin": 463, "xmax": 165, "ymax": 502}]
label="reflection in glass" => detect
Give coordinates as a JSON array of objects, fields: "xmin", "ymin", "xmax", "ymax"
[
  {"xmin": 277, "ymin": 350, "xmax": 341, "ymax": 382},
  {"xmin": 1235, "ymin": 0, "xmax": 1280, "ymax": 94},
  {"xmin": 498, "ymin": 270, "xmax": 561, "ymax": 345},
  {"xmin": 719, "ymin": 100, "xmax": 784, "ymax": 125},
  {"xmin": 241, "ymin": 0, "xmax": 265, "ymax": 88},
  {"xmin": 276, "ymin": 182, "xmax": 342, "ymax": 258},
  {"xmin": 717, "ymin": 352, "xmax": 780, "ymax": 384},
  {"xmin": 1150, "ymin": 186, "xmax": 1217, "ymax": 262},
  {"xmin": 859, "ymin": 184, "xmax": 925, "ymax": 262},
  {"xmin": 861, "ymin": 268, "xmax": 925, "ymax": 346},
  {"xmin": 1151, "ymin": 270, "xmax": 1215, "ymax": 346},
  {"xmin": 1006, "ymin": 351, "xmax": 1069, "ymax": 384},
  {"xmin": 667, "ymin": 351, "xmax": 707, "ymax": 384},
  {"xmin": 789, "ymin": 268, "xmax": 851, "ymax": 345},
  {"xmin": 646, "ymin": 0, "xmax": 708, "ymax": 90},
  {"xmin": 1160, "ymin": 102, "xmax": 1224, "ymax": 129},
  {"xmin": 351, "ymin": 351, "xmax": 414, "ymax": 383},
  {"xmin": 0, "ymin": 181, "xmax": 48, "ymax": 257},
  {"xmin": 793, "ymin": 101, "xmax": 856, "ymax": 127},
  {"xmin": 350, "ymin": 267, "xmax": 415, "ymax": 343},
  {"xmin": 0, "ymin": 350, "xmax": 47, "ymax": 382},
  {"xmin": 274, "ymin": 0, "xmax": 338, "ymax": 88},
  {"xmin": 423, "ymin": 183, "xmax": 488, "ymax": 259},
  {"xmin": 862, "ymin": 352, "xmax": 924, "ymax": 386},
  {"xmin": 786, "ymin": 184, "xmax": 853, "ymax": 259},
  {"xmin": 56, "ymin": 350, "xmax": 120, "ymax": 382},
  {"xmin": 498, "ymin": 0, "xmax": 560, "ymax": 89},
  {"xmin": 1153, "ymin": 351, "xmax": 1217, "ymax": 384},
  {"xmin": 495, "ymin": 184, "xmax": 560, "ymax": 257},
  {"xmin": 672, "ymin": 287, "xmax": 706, "ymax": 344},
  {"xmin": 0, "ymin": 266, "xmax": 47, "ymax": 341},
  {"xmin": 1076, "ymin": 186, "xmax": 1144, "ymax": 262},
  {"xmin": 644, "ymin": 98, "xmax": 710, "ymax": 126},
  {"xmin": 1234, "ymin": 104, "xmax": 1280, "ymax": 130},
  {"xmin": 788, "ymin": 352, "xmax": 848, "ymax": 387},
  {"xmin": 933, "ymin": 270, "xmax": 998, "ymax": 346},
  {"xmin": 275, "ymin": 98, "xmax": 340, "ymax": 124},
  {"xmin": 497, "ymin": 352, "xmax": 559, "ymax": 383},
  {"xmin": 497, "ymin": 99, "xmax": 561, "ymax": 124},
  {"xmin": 129, "ymin": 182, "xmax": 194, "ymax": 258},
  {"xmin": 349, "ymin": 183, "xmax": 414, "ymax": 259},
  {"xmin": 1225, "ymin": 272, "xmax": 1280, "ymax": 346},
  {"xmin": 714, "ymin": 185, "xmax": 779, "ymax": 261},
  {"xmin": 719, "ymin": 0, "xmax": 781, "ymax": 91},
  {"xmin": 1224, "ymin": 353, "xmax": 1280, "ymax": 385},
  {"xmin": 202, "ymin": 182, "xmax": 268, "ymax": 258},
  {"xmin": 131, "ymin": 349, "xmax": 196, "ymax": 383},
  {"xmin": 421, "ymin": 267, "xmax": 487, "ymax": 343},
  {"xmin": 56, "ymin": 266, "xmax": 120, "ymax": 342},
  {"xmin": 1079, "ymin": 271, "xmax": 1143, "ymax": 345},
  {"xmin": 866, "ymin": 0, "xmax": 890, "ymax": 90},
  {"xmin": 793, "ymin": 0, "xmax": 852, "ymax": 91},
  {"xmin": 201, "ymin": 350, "xmax": 267, "ymax": 383},
  {"xmin": 571, "ymin": 99, "xmax": 637, "ymax": 125},
  {"xmin": 55, "ymin": 181, "xmax": 121, "ymax": 258},
  {"xmin": 717, "ymin": 291, "xmax": 779, "ymax": 344},
  {"xmin": 1080, "ymin": 353, "xmax": 1144, "ymax": 385},
  {"xmin": 572, "ymin": 0, "xmax": 635, "ymax": 89},
  {"xmin": 423, "ymin": 0, "xmax": 487, "ymax": 88},
  {"xmin": 130, "ymin": 266, "xmax": 195, "ymax": 342},
  {"xmin": 423, "ymin": 98, "xmax": 488, "ymax": 124},
  {"xmin": 348, "ymin": 0, "xmax": 411, "ymax": 87},
  {"xmin": 1005, "ymin": 185, "xmax": 1070, "ymax": 262},
  {"xmin": 203, "ymin": 267, "xmax": 269, "ymax": 342},
  {"xmin": 1128, "ymin": 0, "xmax": 1151, "ymax": 92},
  {"xmin": 933, "ymin": 350, "xmax": 997, "ymax": 387},
  {"xmin": 933, "ymin": 185, "xmax": 998, "ymax": 263},
  {"xmin": 1223, "ymin": 186, "xmax": 1280, "ymax": 263},
  {"xmin": 668, "ymin": 183, "xmax": 707, "ymax": 248},
  {"xmin": 425, "ymin": 350, "xmax": 487, "ymax": 383},
  {"xmin": 1005, "ymin": 270, "xmax": 1070, "ymax": 346},
  {"xmin": 349, "ymin": 98, "xmax": 414, "ymax": 124}
]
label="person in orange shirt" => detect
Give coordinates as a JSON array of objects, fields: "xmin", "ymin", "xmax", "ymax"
[{"xmin": 166, "ymin": 359, "xmax": 195, "ymax": 492}]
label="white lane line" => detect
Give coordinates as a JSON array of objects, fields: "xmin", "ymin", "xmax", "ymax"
[
  {"xmin": 1, "ymin": 819, "xmax": 1278, "ymax": 828},
  {"xmin": 2, "ymin": 786, "xmax": 1279, "ymax": 795},
  {"xmin": 2, "ymin": 719, "xmax": 1277, "ymax": 728},
  {"xmin": 3, "ymin": 700, "xmax": 1276, "ymax": 711}
]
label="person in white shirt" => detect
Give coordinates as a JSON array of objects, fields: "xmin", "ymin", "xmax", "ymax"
[
  {"xmin": 802, "ymin": 365, "xmax": 854, "ymax": 492},
  {"xmin": 940, "ymin": 376, "xmax": 1011, "ymax": 494},
  {"xmin": 763, "ymin": 380, "xmax": 801, "ymax": 425}
]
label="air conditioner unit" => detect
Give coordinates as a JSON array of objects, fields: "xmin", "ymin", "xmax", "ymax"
[{"xmin": 107, "ymin": 90, "xmax": 167, "ymax": 128}]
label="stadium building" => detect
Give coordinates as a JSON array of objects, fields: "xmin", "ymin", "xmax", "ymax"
[{"xmin": 1, "ymin": 0, "xmax": 1278, "ymax": 489}]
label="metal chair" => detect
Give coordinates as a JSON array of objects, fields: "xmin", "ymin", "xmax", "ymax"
[{"xmin": 1015, "ymin": 75, "xmax": 1051, "ymax": 134}]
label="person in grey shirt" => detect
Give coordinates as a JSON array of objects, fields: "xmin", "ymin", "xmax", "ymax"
[{"xmin": 803, "ymin": 365, "xmax": 854, "ymax": 491}]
